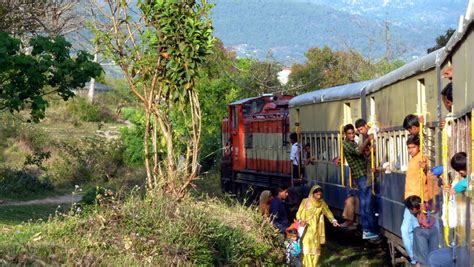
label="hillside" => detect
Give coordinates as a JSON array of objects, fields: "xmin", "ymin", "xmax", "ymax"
[{"xmin": 210, "ymin": 0, "xmax": 467, "ymax": 63}]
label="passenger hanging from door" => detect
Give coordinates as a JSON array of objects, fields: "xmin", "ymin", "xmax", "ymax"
[
  {"xmin": 342, "ymin": 124, "xmax": 379, "ymax": 240},
  {"xmin": 428, "ymin": 152, "xmax": 471, "ymax": 267},
  {"xmin": 441, "ymin": 66, "xmax": 453, "ymax": 113},
  {"xmin": 290, "ymin": 133, "xmax": 304, "ymax": 180},
  {"xmin": 403, "ymin": 114, "xmax": 421, "ymax": 136},
  {"xmin": 401, "ymin": 134, "xmax": 440, "ymax": 265},
  {"xmin": 439, "ymin": 66, "xmax": 454, "ymax": 130}
]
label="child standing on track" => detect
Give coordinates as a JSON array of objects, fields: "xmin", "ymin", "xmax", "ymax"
[{"xmin": 285, "ymin": 227, "xmax": 302, "ymax": 267}]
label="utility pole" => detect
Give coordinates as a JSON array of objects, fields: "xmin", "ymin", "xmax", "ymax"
[{"xmin": 88, "ymin": 44, "xmax": 98, "ymax": 103}]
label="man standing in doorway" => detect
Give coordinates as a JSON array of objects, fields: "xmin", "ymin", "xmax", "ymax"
[
  {"xmin": 342, "ymin": 124, "xmax": 379, "ymax": 239},
  {"xmin": 290, "ymin": 132, "xmax": 303, "ymax": 180}
]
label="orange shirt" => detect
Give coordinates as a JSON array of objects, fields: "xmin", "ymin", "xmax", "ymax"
[{"xmin": 405, "ymin": 153, "xmax": 429, "ymax": 200}]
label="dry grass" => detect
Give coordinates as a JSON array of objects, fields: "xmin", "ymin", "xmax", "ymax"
[{"xmin": 0, "ymin": 191, "xmax": 285, "ymax": 266}]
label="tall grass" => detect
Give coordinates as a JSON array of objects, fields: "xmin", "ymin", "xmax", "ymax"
[{"xmin": 0, "ymin": 191, "xmax": 285, "ymax": 265}]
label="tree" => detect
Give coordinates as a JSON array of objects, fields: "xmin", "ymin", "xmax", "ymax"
[
  {"xmin": 0, "ymin": 0, "xmax": 84, "ymax": 38},
  {"xmin": 0, "ymin": 32, "xmax": 102, "ymax": 122},
  {"xmin": 232, "ymin": 57, "xmax": 284, "ymax": 95},
  {"xmin": 194, "ymin": 39, "xmax": 253, "ymax": 169},
  {"xmin": 427, "ymin": 28, "xmax": 455, "ymax": 53},
  {"xmin": 92, "ymin": 0, "xmax": 214, "ymax": 198},
  {"xmin": 288, "ymin": 46, "xmax": 405, "ymax": 93},
  {"xmin": 288, "ymin": 47, "xmax": 372, "ymax": 92}
]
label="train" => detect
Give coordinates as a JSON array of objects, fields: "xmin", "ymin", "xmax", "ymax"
[{"xmin": 221, "ymin": 4, "xmax": 473, "ymax": 266}]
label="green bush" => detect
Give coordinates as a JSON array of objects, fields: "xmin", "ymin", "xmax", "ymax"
[
  {"xmin": 0, "ymin": 194, "xmax": 285, "ymax": 265},
  {"xmin": 17, "ymin": 124, "xmax": 49, "ymax": 152},
  {"xmin": 119, "ymin": 108, "xmax": 146, "ymax": 166},
  {"xmin": 95, "ymin": 78, "xmax": 137, "ymax": 107},
  {"xmin": 0, "ymin": 168, "xmax": 53, "ymax": 195},
  {"xmin": 48, "ymin": 136, "xmax": 125, "ymax": 186},
  {"xmin": 0, "ymin": 113, "xmax": 20, "ymax": 140},
  {"xmin": 80, "ymin": 186, "xmax": 114, "ymax": 205},
  {"xmin": 66, "ymin": 97, "xmax": 114, "ymax": 123}
]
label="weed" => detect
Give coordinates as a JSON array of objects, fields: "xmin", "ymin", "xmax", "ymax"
[{"xmin": 0, "ymin": 192, "xmax": 285, "ymax": 265}]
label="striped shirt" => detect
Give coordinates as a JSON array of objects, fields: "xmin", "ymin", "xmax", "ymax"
[{"xmin": 343, "ymin": 140, "xmax": 367, "ymax": 179}]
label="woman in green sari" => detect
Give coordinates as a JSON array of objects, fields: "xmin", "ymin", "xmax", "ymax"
[{"xmin": 296, "ymin": 185, "xmax": 339, "ymax": 266}]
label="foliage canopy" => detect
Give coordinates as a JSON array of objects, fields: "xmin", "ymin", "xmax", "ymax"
[
  {"xmin": 92, "ymin": 0, "xmax": 215, "ymax": 197},
  {"xmin": 0, "ymin": 32, "xmax": 102, "ymax": 122}
]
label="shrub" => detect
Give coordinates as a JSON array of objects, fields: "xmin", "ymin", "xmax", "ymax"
[
  {"xmin": 81, "ymin": 186, "xmax": 114, "ymax": 205},
  {"xmin": 48, "ymin": 136, "xmax": 125, "ymax": 186},
  {"xmin": 16, "ymin": 124, "xmax": 49, "ymax": 152},
  {"xmin": 0, "ymin": 193, "xmax": 285, "ymax": 265},
  {"xmin": 0, "ymin": 168, "xmax": 53, "ymax": 195},
  {"xmin": 0, "ymin": 113, "xmax": 20, "ymax": 140},
  {"xmin": 95, "ymin": 78, "xmax": 137, "ymax": 107},
  {"xmin": 119, "ymin": 108, "xmax": 146, "ymax": 166},
  {"xmin": 66, "ymin": 97, "xmax": 114, "ymax": 123}
]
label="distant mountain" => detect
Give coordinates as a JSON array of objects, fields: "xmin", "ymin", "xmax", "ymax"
[{"xmin": 210, "ymin": 0, "xmax": 467, "ymax": 63}]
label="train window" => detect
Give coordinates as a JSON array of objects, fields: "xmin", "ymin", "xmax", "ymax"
[
  {"xmin": 321, "ymin": 137, "xmax": 327, "ymax": 161},
  {"xmin": 375, "ymin": 134, "xmax": 383, "ymax": 165},
  {"xmin": 401, "ymin": 133, "xmax": 408, "ymax": 170},
  {"xmin": 327, "ymin": 137, "xmax": 332, "ymax": 160},
  {"xmin": 251, "ymin": 99, "xmax": 264, "ymax": 114},
  {"xmin": 333, "ymin": 137, "xmax": 338, "ymax": 159},
  {"xmin": 242, "ymin": 104, "xmax": 251, "ymax": 116},
  {"xmin": 370, "ymin": 97, "xmax": 376, "ymax": 119},
  {"xmin": 311, "ymin": 136, "xmax": 316, "ymax": 159},
  {"xmin": 231, "ymin": 106, "xmax": 238, "ymax": 130},
  {"xmin": 425, "ymin": 127, "xmax": 436, "ymax": 167},
  {"xmin": 244, "ymin": 123, "xmax": 252, "ymax": 148},
  {"xmin": 417, "ymin": 79, "xmax": 426, "ymax": 114},
  {"xmin": 344, "ymin": 102, "xmax": 351, "ymax": 124},
  {"xmin": 317, "ymin": 137, "xmax": 321, "ymax": 160}
]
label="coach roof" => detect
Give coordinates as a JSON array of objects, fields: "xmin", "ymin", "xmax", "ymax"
[
  {"xmin": 439, "ymin": 13, "xmax": 474, "ymax": 65},
  {"xmin": 366, "ymin": 48, "xmax": 444, "ymax": 94},
  {"xmin": 229, "ymin": 96, "xmax": 261, "ymax": 105},
  {"xmin": 289, "ymin": 80, "xmax": 372, "ymax": 108}
]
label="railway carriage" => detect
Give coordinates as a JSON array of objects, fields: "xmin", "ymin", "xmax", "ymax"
[
  {"xmin": 436, "ymin": 10, "xmax": 474, "ymax": 267},
  {"xmin": 288, "ymin": 50, "xmax": 444, "ymax": 263},
  {"xmin": 221, "ymin": 95, "xmax": 294, "ymax": 198},
  {"xmin": 221, "ymin": 3, "xmax": 474, "ymax": 266}
]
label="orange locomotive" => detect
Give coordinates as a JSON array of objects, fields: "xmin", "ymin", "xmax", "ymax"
[{"xmin": 221, "ymin": 95, "xmax": 297, "ymax": 197}]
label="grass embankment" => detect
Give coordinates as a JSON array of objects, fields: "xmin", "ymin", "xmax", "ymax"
[
  {"xmin": 0, "ymin": 204, "xmax": 70, "ymax": 226},
  {"xmin": 0, "ymin": 192, "xmax": 285, "ymax": 265}
]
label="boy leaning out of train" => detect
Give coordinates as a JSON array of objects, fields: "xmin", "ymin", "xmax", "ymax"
[
  {"xmin": 402, "ymin": 135, "xmax": 431, "ymax": 265},
  {"xmin": 443, "ymin": 152, "xmax": 469, "ymax": 195},
  {"xmin": 427, "ymin": 152, "xmax": 471, "ymax": 267},
  {"xmin": 403, "ymin": 114, "xmax": 420, "ymax": 136},
  {"xmin": 404, "ymin": 195, "xmax": 439, "ymax": 267}
]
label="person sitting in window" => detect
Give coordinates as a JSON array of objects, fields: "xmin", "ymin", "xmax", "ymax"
[{"xmin": 303, "ymin": 143, "xmax": 315, "ymax": 166}]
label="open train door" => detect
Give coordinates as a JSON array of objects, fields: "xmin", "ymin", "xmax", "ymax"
[{"xmin": 446, "ymin": 112, "xmax": 473, "ymax": 267}]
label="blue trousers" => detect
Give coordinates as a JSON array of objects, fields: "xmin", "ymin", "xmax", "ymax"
[
  {"xmin": 355, "ymin": 176, "xmax": 377, "ymax": 232},
  {"xmin": 413, "ymin": 226, "xmax": 439, "ymax": 265},
  {"xmin": 401, "ymin": 208, "xmax": 419, "ymax": 262},
  {"xmin": 428, "ymin": 248, "xmax": 454, "ymax": 267}
]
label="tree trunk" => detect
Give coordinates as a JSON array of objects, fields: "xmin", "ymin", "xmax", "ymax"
[{"xmin": 144, "ymin": 109, "xmax": 153, "ymax": 190}]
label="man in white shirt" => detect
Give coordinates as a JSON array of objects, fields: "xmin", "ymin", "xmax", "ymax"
[{"xmin": 289, "ymin": 133, "xmax": 302, "ymax": 179}]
